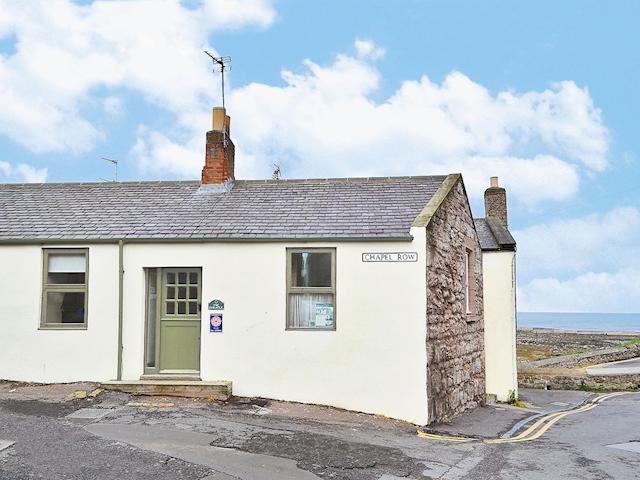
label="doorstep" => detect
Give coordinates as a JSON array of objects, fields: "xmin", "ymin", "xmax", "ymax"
[{"xmin": 100, "ymin": 380, "xmax": 232, "ymax": 400}]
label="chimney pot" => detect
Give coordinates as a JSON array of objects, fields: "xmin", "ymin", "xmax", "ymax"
[{"xmin": 490, "ymin": 176, "xmax": 499, "ymax": 187}]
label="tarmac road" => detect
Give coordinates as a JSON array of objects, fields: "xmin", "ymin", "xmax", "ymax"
[
  {"xmin": 0, "ymin": 386, "xmax": 639, "ymax": 479},
  {"xmin": 586, "ymin": 357, "xmax": 640, "ymax": 375}
]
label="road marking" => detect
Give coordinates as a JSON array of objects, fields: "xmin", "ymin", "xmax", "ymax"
[
  {"xmin": 416, "ymin": 431, "xmax": 474, "ymax": 443},
  {"xmin": 417, "ymin": 392, "xmax": 634, "ymax": 445}
]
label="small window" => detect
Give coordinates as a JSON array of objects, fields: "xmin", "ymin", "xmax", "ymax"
[
  {"xmin": 464, "ymin": 247, "xmax": 474, "ymax": 315},
  {"xmin": 41, "ymin": 249, "xmax": 88, "ymax": 329},
  {"xmin": 287, "ymin": 249, "xmax": 336, "ymax": 330}
]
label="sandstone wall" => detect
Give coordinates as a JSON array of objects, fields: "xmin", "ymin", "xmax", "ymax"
[{"xmin": 426, "ymin": 179, "xmax": 485, "ymax": 423}]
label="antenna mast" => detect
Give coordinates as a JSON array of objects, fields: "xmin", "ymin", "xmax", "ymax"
[
  {"xmin": 204, "ymin": 52, "xmax": 232, "ymax": 109},
  {"xmin": 101, "ymin": 157, "xmax": 118, "ymax": 182}
]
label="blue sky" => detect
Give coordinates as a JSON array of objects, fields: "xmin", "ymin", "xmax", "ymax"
[{"xmin": 0, "ymin": 0, "xmax": 638, "ymax": 312}]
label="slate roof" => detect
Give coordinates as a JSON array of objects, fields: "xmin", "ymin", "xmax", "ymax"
[
  {"xmin": 0, "ymin": 176, "xmax": 446, "ymax": 241},
  {"xmin": 474, "ymin": 217, "xmax": 516, "ymax": 251}
]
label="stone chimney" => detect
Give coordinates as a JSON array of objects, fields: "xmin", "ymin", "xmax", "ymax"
[
  {"xmin": 201, "ymin": 107, "xmax": 235, "ymax": 186},
  {"xmin": 484, "ymin": 176, "xmax": 508, "ymax": 226}
]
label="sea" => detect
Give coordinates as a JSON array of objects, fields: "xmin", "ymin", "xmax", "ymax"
[{"xmin": 517, "ymin": 312, "xmax": 640, "ymax": 333}]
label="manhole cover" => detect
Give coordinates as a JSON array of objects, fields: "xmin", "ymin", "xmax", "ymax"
[{"xmin": 607, "ymin": 441, "xmax": 640, "ymax": 453}]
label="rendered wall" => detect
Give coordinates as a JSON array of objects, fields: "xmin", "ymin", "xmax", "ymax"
[
  {"xmin": 0, "ymin": 244, "xmax": 119, "ymax": 383},
  {"xmin": 483, "ymin": 250, "xmax": 518, "ymax": 401},
  {"xmin": 425, "ymin": 180, "xmax": 485, "ymax": 423},
  {"xmin": 121, "ymin": 233, "xmax": 430, "ymax": 424}
]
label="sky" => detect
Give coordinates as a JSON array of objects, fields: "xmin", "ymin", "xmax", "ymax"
[{"xmin": 0, "ymin": 0, "xmax": 638, "ymax": 313}]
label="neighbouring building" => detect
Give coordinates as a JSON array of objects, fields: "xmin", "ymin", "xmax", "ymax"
[
  {"xmin": 475, "ymin": 177, "xmax": 518, "ymax": 402},
  {"xmin": 0, "ymin": 107, "xmax": 494, "ymax": 425}
]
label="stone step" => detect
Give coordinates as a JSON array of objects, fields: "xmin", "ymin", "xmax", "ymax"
[{"xmin": 100, "ymin": 380, "xmax": 232, "ymax": 400}]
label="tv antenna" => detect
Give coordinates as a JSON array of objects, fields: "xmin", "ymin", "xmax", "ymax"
[
  {"xmin": 204, "ymin": 52, "xmax": 231, "ymax": 109},
  {"xmin": 101, "ymin": 157, "xmax": 119, "ymax": 182}
]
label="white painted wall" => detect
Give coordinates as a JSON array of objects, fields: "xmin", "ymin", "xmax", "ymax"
[
  {"xmin": 121, "ymin": 230, "xmax": 429, "ymax": 424},
  {"xmin": 0, "ymin": 233, "xmax": 429, "ymax": 423},
  {"xmin": 482, "ymin": 250, "xmax": 518, "ymax": 402},
  {"xmin": 0, "ymin": 244, "xmax": 119, "ymax": 383}
]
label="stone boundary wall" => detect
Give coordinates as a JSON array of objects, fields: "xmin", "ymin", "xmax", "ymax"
[
  {"xmin": 425, "ymin": 179, "xmax": 485, "ymax": 424},
  {"xmin": 519, "ymin": 371, "xmax": 640, "ymax": 392},
  {"xmin": 521, "ymin": 345, "xmax": 640, "ymax": 370}
]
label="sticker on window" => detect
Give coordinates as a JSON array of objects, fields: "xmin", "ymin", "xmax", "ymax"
[{"xmin": 313, "ymin": 303, "xmax": 334, "ymax": 328}]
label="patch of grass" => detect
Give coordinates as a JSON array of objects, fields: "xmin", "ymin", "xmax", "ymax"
[
  {"xmin": 617, "ymin": 338, "xmax": 640, "ymax": 348},
  {"xmin": 506, "ymin": 390, "xmax": 527, "ymax": 408},
  {"xmin": 517, "ymin": 345, "xmax": 556, "ymax": 362}
]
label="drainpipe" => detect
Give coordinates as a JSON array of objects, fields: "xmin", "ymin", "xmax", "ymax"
[{"xmin": 117, "ymin": 239, "xmax": 124, "ymax": 381}]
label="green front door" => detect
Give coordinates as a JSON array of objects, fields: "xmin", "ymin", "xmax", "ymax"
[{"xmin": 159, "ymin": 268, "xmax": 201, "ymax": 374}]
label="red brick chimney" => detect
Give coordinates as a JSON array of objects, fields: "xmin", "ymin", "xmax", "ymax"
[
  {"xmin": 201, "ymin": 107, "xmax": 235, "ymax": 186},
  {"xmin": 484, "ymin": 176, "xmax": 508, "ymax": 226}
]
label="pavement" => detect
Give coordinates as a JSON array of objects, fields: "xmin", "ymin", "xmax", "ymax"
[
  {"xmin": 1, "ymin": 381, "xmax": 639, "ymax": 479},
  {"xmin": 587, "ymin": 357, "xmax": 640, "ymax": 375}
]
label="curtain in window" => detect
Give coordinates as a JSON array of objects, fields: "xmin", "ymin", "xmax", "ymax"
[{"xmin": 288, "ymin": 293, "xmax": 334, "ymax": 328}]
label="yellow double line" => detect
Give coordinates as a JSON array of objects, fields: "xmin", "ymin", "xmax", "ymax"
[
  {"xmin": 417, "ymin": 392, "xmax": 630, "ymax": 444},
  {"xmin": 416, "ymin": 431, "xmax": 474, "ymax": 443}
]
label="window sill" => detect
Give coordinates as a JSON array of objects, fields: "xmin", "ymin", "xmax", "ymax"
[
  {"xmin": 465, "ymin": 313, "xmax": 479, "ymax": 323},
  {"xmin": 285, "ymin": 327, "xmax": 336, "ymax": 332},
  {"xmin": 39, "ymin": 324, "xmax": 88, "ymax": 331}
]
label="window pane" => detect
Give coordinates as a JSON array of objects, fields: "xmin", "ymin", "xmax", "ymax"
[
  {"xmin": 189, "ymin": 272, "xmax": 198, "ymax": 284},
  {"xmin": 178, "ymin": 272, "xmax": 187, "ymax": 284},
  {"xmin": 166, "ymin": 272, "xmax": 175, "ymax": 284},
  {"xmin": 47, "ymin": 272, "xmax": 85, "ymax": 284},
  {"xmin": 288, "ymin": 293, "xmax": 334, "ymax": 328},
  {"xmin": 166, "ymin": 286, "xmax": 175, "ymax": 300},
  {"xmin": 291, "ymin": 252, "xmax": 332, "ymax": 287},
  {"xmin": 177, "ymin": 302, "xmax": 186, "ymax": 314},
  {"xmin": 178, "ymin": 286, "xmax": 187, "ymax": 299},
  {"xmin": 45, "ymin": 292, "xmax": 85, "ymax": 324},
  {"xmin": 166, "ymin": 302, "xmax": 175, "ymax": 314},
  {"xmin": 188, "ymin": 302, "xmax": 198, "ymax": 314},
  {"xmin": 48, "ymin": 254, "xmax": 85, "ymax": 273},
  {"xmin": 47, "ymin": 252, "xmax": 86, "ymax": 284},
  {"xmin": 188, "ymin": 286, "xmax": 198, "ymax": 300},
  {"xmin": 145, "ymin": 268, "xmax": 157, "ymax": 368}
]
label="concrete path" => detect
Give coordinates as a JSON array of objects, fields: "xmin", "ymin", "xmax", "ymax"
[
  {"xmin": 85, "ymin": 423, "xmax": 320, "ymax": 480},
  {"xmin": 587, "ymin": 357, "xmax": 640, "ymax": 375}
]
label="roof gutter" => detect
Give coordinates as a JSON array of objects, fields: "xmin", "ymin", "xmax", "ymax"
[{"xmin": 0, "ymin": 235, "xmax": 415, "ymax": 245}]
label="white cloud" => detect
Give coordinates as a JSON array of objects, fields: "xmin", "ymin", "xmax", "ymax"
[
  {"xmin": 136, "ymin": 40, "xmax": 608, "ymax": 205},
  {"xmin": 514, "ymin": 206, "xmax": 640, "ymax": 277},
  {"xmin": 103, "ymin": 96, "xmax": 123, "ymax": 116},
  {"xmin": 0, "ymin": 0, "xmax": 275, "ymax": 153},
  {"xmin": 518, "ymin": 269, "xmax": 640, "ymax": 313},
  {"xmin": 354, "ymin": 38, "xmax": 385, "ymax": 60},
  {"xmin": 0, "ymin": 160, "xmax": 47, "ymax": 182},
  {"xmin": 202, "ymin": 0, "xmax": 276, "ymax": 29},
  {"xmin": 515, "ymin": 206, "xmax": 640, "ymax": 312}
]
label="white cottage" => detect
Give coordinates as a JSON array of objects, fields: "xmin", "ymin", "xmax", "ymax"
[{"xmin": 0, "ymin": 107, "xmax": 497, "ymax": 425}]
